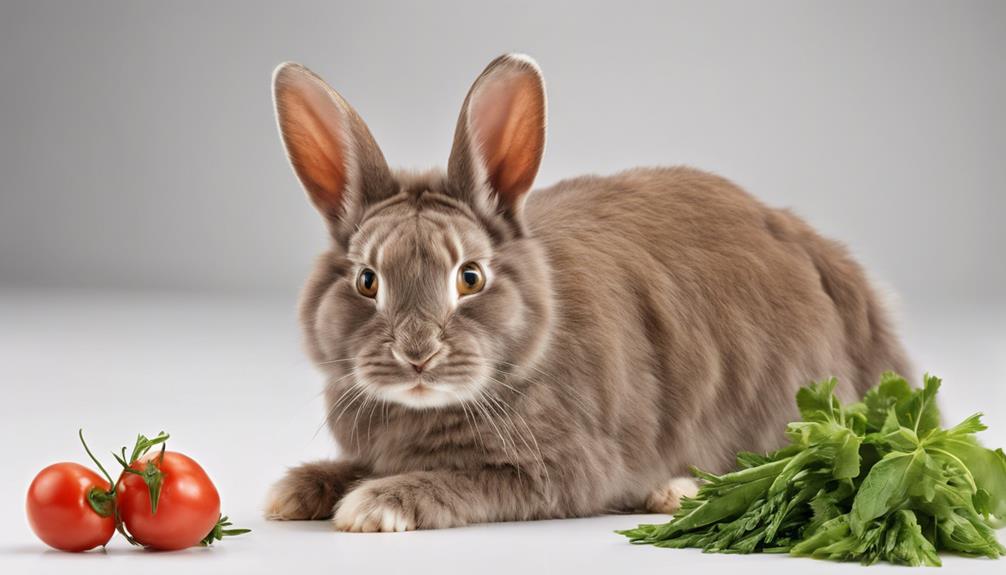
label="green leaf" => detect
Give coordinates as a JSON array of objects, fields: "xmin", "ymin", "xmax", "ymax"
[
  {"xmin": 644, "ymin": 476, "xmax": 777, "ymax": 541},
  {"xmin": 869, "ymin": 426, "xmax": 919, "ymax": 452},
  {"xmin": 888, "ymin": 510, "xmax": 942, "ymax": 567},
  {"xmin": 796, "ymin": 378, "xmax": 840, "ymax": 422},
  {"xmin": 879, "ymin": 406, "xmax": 902, "ymax": 436},
  {"xmin": 896, "ymin": 374, "xmax": 941, "ymax": 437},
  {"xmin": 702, "ymin": 457, "xmax": 792, "ymax": 489},
  {"xmin": 936, "ymin": 507, "xmax": 1005, "ymax": 558},
  {"xmin": 863, "ymin": 372, "xmax": 912, "ymax": 432},
  {"xmin": 850, "ymin": 449, "xmax": 927, "ymax": 535},
  {"xmin": 736, "ymin": 451, "xmax": 774, "ymax": 469},
  {"xmin": 948, "ymin": 440, "xmax": 1006, "ymax": 520},
  {"xmin": 832, "ymin": 431, "xmax": 862, "ymax": 480},
  {"xmin": 944, "ymin": 413, "xmax": 988, "ymax": 438}
]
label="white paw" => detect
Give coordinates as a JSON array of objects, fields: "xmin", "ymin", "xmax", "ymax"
[
  {"xmin": 333, "ymin": 485, "xmax": 414, "ymax": 532},
  {"xmin": 646, "ymin": 476, "xmax": 700, "ymax": 514}
]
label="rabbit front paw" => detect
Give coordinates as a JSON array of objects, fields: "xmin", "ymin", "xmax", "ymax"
[
  {"xmin": 265, "ymin": 460, "xmax": 368, "ymax": 521},
  {"xmin": 333, "ymin": 473, "xmax": 464, "ymax": 532}
]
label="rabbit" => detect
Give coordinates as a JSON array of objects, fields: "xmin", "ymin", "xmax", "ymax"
[{"xmin": 264, "ymin": 54, "xmax": 911, "ymax": 532}]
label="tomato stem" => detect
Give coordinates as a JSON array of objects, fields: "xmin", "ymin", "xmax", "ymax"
[
  {"xmin": 86, "ymin": 486, "xmax": 115, "ymax": 518},
  {"xmin": 114, "ymin": 505, "xmax": 141, "ymax": 547},
  {"xmin": 78, "ymin": 429, "xmax": 115, "ymax": 490},
  {"xmin": 111, "ymin": 431, "xmax": 170, "ymax": 516}
]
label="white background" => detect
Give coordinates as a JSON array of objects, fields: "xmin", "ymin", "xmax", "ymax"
[
  {"xmin": 1, "ymin": 1, "xmax": 1004, "ymax": 574},
  {"xmin": 1, "ymin": 0, "xmax": 1003, "ymax": 306}
]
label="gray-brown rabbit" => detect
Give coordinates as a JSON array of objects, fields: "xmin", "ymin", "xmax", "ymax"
[{"xmin": 265, "ymin": 54, "xmax": 911, "ymax": 531}]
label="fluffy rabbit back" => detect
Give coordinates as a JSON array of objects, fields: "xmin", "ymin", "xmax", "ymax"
[{"xmin": 524, "ymin": 166, "xmax": 911, "ymax": 482}]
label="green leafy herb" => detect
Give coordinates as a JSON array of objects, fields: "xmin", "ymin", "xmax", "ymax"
[{"xmin": 618, "ymin": 373, "xmax": 1006, "ymax": 566}]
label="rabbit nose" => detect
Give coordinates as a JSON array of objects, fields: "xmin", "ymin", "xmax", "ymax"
[
  {"xmin": 397, "ymin": 345, "xmax": 442, "ymax": 374},
  {"xmin": 392, "ymin": 317, "xmax": 442, "ymax": 373}
]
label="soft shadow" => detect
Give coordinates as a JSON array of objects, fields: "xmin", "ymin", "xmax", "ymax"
[
  {"xmin": 263, "ymin": 518, "xmax": 342, "ymax": 533},
  {"xmin": 2, "ymin": 544, "xmax": 112, "ymax": 557},
  {"xmin": 1, "ymin": 543, "xmax": 218, "ymax": 558}
]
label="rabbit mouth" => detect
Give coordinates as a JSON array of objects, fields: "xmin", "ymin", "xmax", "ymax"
[
  {"xmin": 364, "ymin": 373, "xmax": 487, "ymax": 410},
  {"xmin": 377, "ymin": 380, "xmax": 462, "ymax": 409},
  {"xmin": 406, "ymin": 383, "xmax": 430, "ymax": 395}
]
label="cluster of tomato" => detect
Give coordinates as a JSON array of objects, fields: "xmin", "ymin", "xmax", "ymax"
[{"xmin": 26, "ymin": 431, "xmax": 248, "ymax": 552}]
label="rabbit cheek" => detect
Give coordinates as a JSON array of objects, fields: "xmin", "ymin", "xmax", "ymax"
[{"xmin": 308, "ymin": 276, "xmax": 377, "ymax": 362}]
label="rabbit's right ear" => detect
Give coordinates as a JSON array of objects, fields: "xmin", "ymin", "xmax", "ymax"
[{"xmin": 273, "ymin": 63, "xmax": 394, "ymax": 221}]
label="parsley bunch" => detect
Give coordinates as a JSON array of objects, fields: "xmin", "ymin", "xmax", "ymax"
[{"xmin": 619, "ymin": 373, "xmax": 1006, "ymax": 566}]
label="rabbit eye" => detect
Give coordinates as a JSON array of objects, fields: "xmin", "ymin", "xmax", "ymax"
[
  {"xmin": 457, "ymin": 262, "xmax": 486, "ymax": 296},
  {"xmin": 356, "ymin": 268, "xmax": 379, "ymax": 298}
]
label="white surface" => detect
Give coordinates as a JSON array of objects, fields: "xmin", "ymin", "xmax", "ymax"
[{"xmin": 1, "ymin": 289, "xmax": 1003, "ymax": 574}]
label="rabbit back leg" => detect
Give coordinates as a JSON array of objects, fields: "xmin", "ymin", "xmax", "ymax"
[{"xmin": 644, "ymin": 477, "xmax": 700, "ymax": 515}]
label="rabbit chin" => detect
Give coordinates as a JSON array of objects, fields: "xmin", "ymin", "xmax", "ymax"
[{"xmin": 369, "ymin": 379, "xmax": 483, "ymax": 410}]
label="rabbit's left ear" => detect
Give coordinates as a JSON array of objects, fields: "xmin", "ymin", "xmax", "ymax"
[{"xmin": 448, "ymin": 54, "xmax": 546, "ymax": 218}]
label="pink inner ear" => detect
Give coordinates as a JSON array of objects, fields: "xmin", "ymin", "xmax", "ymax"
[
  {"xmin": 275, "ymin": 68, "xmax": 349, "ymax": 217},
  {"xmin": 469, "ymin": 69, "xmax": 545, "ymax": 209}
]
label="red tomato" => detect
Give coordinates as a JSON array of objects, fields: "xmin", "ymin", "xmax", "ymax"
[
  {"xmin": 26, "ymin": 462, "xmax": 115, "ymax": 552},
  {"xmin": 116, "ymin": 451, "xmax": 221, "ymax": 550}
]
